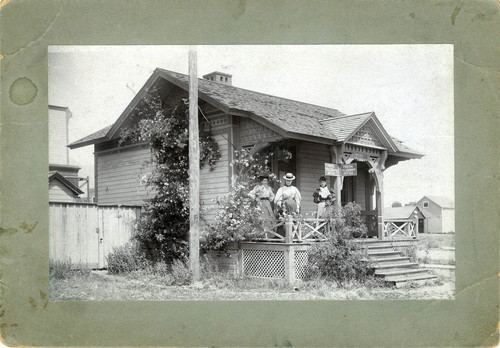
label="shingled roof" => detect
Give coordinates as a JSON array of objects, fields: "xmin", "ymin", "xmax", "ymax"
[
  {"xmin": 155, "ymin": 68, "xmax": 345, "ymax": 140},
  {"xmin": 69, "ymin": 68, "xmax": 422, "ymax": 158}
]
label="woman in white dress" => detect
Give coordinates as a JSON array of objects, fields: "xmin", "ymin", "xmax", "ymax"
[{"xmin": 274, "ymin": 173, "xmax": 301, "ymax": 215}]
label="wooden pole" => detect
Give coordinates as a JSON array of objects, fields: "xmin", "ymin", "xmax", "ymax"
[{"xmin": 188, "ymin": 50, "xmax": 200, "ymax": 281}]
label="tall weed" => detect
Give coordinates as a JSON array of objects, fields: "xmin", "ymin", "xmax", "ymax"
[
  {"xmin": 49, "ymin": 258, "xmax": 91, "ymax": 279},
  {"xmin": 107, "ymin": 243, "xmax": 149, "ymax": 274}
]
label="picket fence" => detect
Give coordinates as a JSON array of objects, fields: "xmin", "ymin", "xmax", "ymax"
[{"xmin": 49, "ymin": 202, "xmax": 142, "ymax": 269}]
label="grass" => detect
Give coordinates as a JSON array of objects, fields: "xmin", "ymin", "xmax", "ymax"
[{"xmin": 50, "ymin": 267, "xmax": 454, "ymax": 301}]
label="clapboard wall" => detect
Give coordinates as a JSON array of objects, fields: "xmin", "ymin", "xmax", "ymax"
[
  {"xmin": 49, "ymin": 180, "xmax": 79, "ymax": 202},
  {"xmin": 95, "ymin": 144, "xmax": 152, "ymax": 205},
  {"xmin": 297, "ymin": 141, "xmax": 332, "ymax": 215},
  {"xmin": 200, "ymin": 132, "xmax": 231, "ymax": 225}
]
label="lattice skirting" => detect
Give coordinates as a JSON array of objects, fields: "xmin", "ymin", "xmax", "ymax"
[
  {"xmin": 242, "ymin": 248, "xmax": 309, "ymax": 279},
  {"xmin": 243, "ymin": 249, "xmax": 286, "ymax": 278},
  {"xmin": 294, "ymin": 250, "xmax": 308, "ymax": 279}
]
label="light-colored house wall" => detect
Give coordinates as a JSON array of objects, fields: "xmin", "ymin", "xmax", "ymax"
[
  {"xmin": 49, "ymin": 180, "xmax": 79, "ymax": 202},
  {"xmin": 48, "ymin": 107, "xmax": 70, "ymax": 165}
]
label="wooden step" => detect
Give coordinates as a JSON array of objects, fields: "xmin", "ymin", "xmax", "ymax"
[
  {"xmin": 367, "ymin": 250, "xmax": 402, "ymax": 258},
  {"xmin": 375, "ymin": 268, "xmax": 428, "ymax": 276},
  {"xmin": 363, "ymin": 245, "xmax": 395, "ymax": 252},
  {"xmin": 374, "ymin": 262, "xmax": 419, "ymax": 270},
  {"xmin": 371, "ymin": 257, "xmax": 410, "ymax": 266}
]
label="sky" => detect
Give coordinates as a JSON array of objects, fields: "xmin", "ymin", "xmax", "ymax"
[{"xmin": 48, "ymin": 45, "xmax": 454, "ymax": 205}]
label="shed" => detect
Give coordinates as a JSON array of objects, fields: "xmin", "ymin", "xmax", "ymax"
[
  {"xmin": 417, "ymin": 196, "xmax": 455, "ymax": 233},
  {"xmin": 69, "ymin": 68, "xmax": 423, "ymax": 238}
]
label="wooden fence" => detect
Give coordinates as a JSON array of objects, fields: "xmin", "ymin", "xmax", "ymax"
[{"xmin": 49, "ymin": 202, "xmax": 142, "ymax": 268}]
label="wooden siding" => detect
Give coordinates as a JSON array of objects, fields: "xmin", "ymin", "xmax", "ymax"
[
  {"xmin": 49, "ymin": 180, "xmax": 79, "ymax": 202},
  {"xmin": 297, "ymin": 142, "xmax": 332, "ymax": 215},
  {"xmin": 49, "ymin": 202, "xmax": 141, "ymax": 268},
  {"xmin": 200, "ymin": 133, "xmax": 230, "ymax": 224},
  {"xmin": 48, "ymin": 107, "xmax": 69, "ymax": 164},
  {"xmin": 96, "ymin": 145, "xmax": 152, "ymax": 205}
]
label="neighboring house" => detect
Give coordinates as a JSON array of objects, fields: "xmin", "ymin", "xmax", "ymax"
[
  {"xmin": 416, "ymin": 196, "xmax": 455, "ymax": 233},
  {"xmin": 49, "ymin": 171, "xmax": 84, "ymax": 202},
  {"xmin": 384, "ymin": 205, "xmax": 427, "ymax": 234},
  {"xmin": 69, "ymin": 69, "xmax": 423, "ymax": 238},
  {"xmin": 48, "ymin": 105, "xmax": 84, "ymax": 201}
]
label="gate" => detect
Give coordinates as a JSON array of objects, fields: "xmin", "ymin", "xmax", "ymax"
[{"xmin": 49, "ymin": 202, "xmax": 142, "ymax": 268}]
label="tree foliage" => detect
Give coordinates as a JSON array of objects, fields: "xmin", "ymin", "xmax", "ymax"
[{"xmin": 120, "ymin": 94, "xmax": 221, "ymax": 264}]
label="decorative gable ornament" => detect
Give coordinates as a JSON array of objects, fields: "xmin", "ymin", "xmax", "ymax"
[{"xmin": 347, "ymin": 120, "xmax": 385, "ymax": 148}]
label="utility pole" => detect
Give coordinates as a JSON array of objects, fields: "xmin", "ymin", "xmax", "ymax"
[{"xmin": 188, "ymin": 50, "xmax": 200, "ymax": 281}]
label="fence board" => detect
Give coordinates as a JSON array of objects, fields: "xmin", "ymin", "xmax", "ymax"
[{"xmin": 49, "ymin": 202, "xmax": 141, "ymax": 269}]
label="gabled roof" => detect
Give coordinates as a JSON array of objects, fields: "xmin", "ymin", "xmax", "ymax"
[
  {"xmin": 319, "ymin": 112, "xmax": 399, "ymax": 152},
  {"xmin": 68, "ymin": 68, "xmax": 422, "ymax": 158},
  {"xmin": 419, "ymin": 196, "xmax": 454, "ymax": 209},
  {"xmin": 384, "ymin": 206, "xmax": 427, "ymax": 219},
  {"xmin": 48, "ymin": 171, "xmax": 84, "ymax": 195}
]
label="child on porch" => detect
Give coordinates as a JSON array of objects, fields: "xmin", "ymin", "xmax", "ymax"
[
  {"xmin": 248, "ymin": 172, "xmax": 276, "ymax": 239},
  {"xmin": 313, "ymin": 176, "xmax": 336, "ymax": 219}
]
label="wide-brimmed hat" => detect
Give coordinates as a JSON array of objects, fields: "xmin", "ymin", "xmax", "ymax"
[
  {"xmin": 283, "ymin": 173, "xmax": 296, "ymax": 181},
  {"xmin": 258, "ymin": 171, "xmax": 270, "ymax": 179}
]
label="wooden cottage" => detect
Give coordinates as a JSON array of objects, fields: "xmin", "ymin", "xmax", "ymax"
[{"xmin": 69, "ymin": 68, "xmax": 423, "ymax": 238}]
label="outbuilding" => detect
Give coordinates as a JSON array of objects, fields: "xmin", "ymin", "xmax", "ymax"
[{"xmin": 417, "ymin": 196, "xmax": 455, "ymax": 233}]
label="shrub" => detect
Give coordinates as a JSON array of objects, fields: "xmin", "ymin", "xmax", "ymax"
[
  {"xmin": 170, "ymin": 259, "xmax": 192, "ymax": 285},
  {"xmin": 306, "ymin": 203, "xmax": 372, "ymax": 285},
  {"xmin": 49, "ymin": 258, "xmax": 91, "ymax": 279},
  {"xmin": 106, "ymin": 243, "xmax": 149, "ymax": 274},
  {"xmin": 328, "ymin": 202, "xmax": 368, "ymax": 238},
  {"xmin": 306, "ymin": 232, "xmax": 372, "ymax": 285}
]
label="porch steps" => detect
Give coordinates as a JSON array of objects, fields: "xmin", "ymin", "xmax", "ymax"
[{"xmin": 359, "ymin": 241, "xmax": 437, "ymax": 287}]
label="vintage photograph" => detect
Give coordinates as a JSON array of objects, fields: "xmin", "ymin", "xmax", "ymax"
[{"xmin": 48, "ymin": 45, "xmax": 455, "ymax": 300}]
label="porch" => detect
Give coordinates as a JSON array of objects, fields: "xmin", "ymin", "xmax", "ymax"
[{"xmin": 204, "ymin": 214, "xmax": 420, "ymax": 284}]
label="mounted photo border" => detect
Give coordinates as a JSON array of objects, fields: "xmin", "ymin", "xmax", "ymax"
[{"xmin": 0, "ymin": 1, "xmax": 498, "ymax": 347}]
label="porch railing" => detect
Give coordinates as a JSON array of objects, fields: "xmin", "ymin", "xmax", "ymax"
[
  {"xmin": 256, "ymin": 215, "xmax": 328, "ymax": 243},
  {"xmin": 383, "ymin": 218, "xmax": 418, "ymax": 239}
]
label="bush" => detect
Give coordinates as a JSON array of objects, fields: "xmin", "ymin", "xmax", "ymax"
[
  {"xmin": 49, "ymin": 258, "xmax": 91, "ymax": 279},
  {"xmin": 306, "ymin": 232, "xmax": 373, "ymax": 285},
  {"xmin": 170, "ymin": 259, "xmax": 192, "ymax": 285},
  {"xmin": 106, "ymin": 243, "xmax": 149, "ymax": 274},
  {"xmin": 328, "ymin": 202, "xmax": 368, "ymax": 238},
  {"xmin": 306, "ymin": 203, "xmax": 372, "ymax": 285}
]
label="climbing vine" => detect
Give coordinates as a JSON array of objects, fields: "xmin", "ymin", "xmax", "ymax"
[{"xmin": 120, "ymin": 94, "xmax": 221, "ymax": 264}]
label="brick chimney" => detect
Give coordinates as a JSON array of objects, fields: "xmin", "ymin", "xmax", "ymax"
[{"xmin": 202, "ymin": 71, "xmax": 232, "ymax": 85}]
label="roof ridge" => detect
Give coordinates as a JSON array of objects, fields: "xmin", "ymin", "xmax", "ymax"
[
  {"xmin": 156, "ymin": 68, "xmax": 345, "ymax": 114},
  {"xmin": 319, "ymin": 112, "xmax": 373, "ymax": 123}
]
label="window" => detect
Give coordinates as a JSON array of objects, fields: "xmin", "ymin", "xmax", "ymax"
[{"xmin": 423, "ymin": 201, "xmax": 429, "ymax": 208}]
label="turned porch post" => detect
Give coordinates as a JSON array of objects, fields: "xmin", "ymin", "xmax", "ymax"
[{"xmin": 368, "ymin": 150, "xmax": 388, "ymax": 239}]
